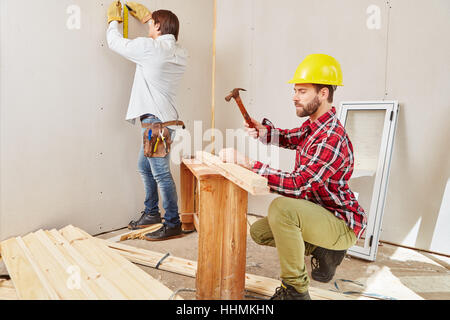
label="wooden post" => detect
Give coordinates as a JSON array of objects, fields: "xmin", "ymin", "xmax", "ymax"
[
  {"xmin": 180, "ymin": 158, "xmax": 261, "ymax": 300},
  {"xmin": 180, "ymin": 161, "xmax": 195, "ymax": 214},
  {"xmin": 196, "ymin": 179, "xmax": 248, "ymax": 300}
]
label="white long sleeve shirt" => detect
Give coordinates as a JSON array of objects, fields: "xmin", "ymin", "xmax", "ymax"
[{"xmin": 107, "ymin": 21, "xmax": 187, "ymax": 125}]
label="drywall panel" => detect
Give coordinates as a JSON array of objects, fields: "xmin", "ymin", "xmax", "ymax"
[
  {"xmin": 381, "ymin": 0, "xmax": 450, "ymax": 251},
  {"xmin": 0, "ymin": 0, "xmax": 213, "ymax": 240},
  {"xmin": 215, "ymin": 0, "xmax": 450, "ymax": 253},
  {"xmin": 430, "ymin": 178, "xmax": 450, "ymax": 255}
]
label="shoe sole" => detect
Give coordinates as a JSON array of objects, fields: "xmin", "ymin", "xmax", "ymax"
[
  {"xmin": 311, "ymin": 272, "xmax": 334, "ymax": 283},
  {"xmin": 143, "ymin": 234, "xmax": 183, "ymax": 242},
  {"xmin": 127, "ymin": 223, "xmax": 161, "ymax": 231}
]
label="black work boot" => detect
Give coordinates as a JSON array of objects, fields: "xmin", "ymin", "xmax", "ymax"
[
  {"xmin": 311, "ymin": 247, "xmax": 347, "ymax": 283},
  {"xmin": 143, "ymin": 223, "xmax": 182, "ymax": 241},
  {"xmin": 127, "ymin": 211, "xmax": 162, "ymax": 230},
  {"xmin": 270, "ymin": 281, "xmax": 311, "ymax": 300}
]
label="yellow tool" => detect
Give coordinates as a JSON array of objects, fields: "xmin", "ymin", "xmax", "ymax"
[
  {"xmin": 153, "ymin": 137, "xmax": 160, "ymax": 153},
  {"xmin": 123, "ymin": 2, "xmax": 129, "ymax": 38}
]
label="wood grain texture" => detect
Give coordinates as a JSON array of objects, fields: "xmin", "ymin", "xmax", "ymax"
[
  {"xmin": 195, "ymin": 151, "xmax": 270, "ymax": 195},
  {"xmin": 195, "ymin": 178, "xmax": 248, "ymax": 299},
  {"xmin": 22, "ymin": 232, "xmax": 88, "ymax": 300},
  {"xmin": 220, "ymin": 181, "xmax": 248, "ymax": 299},
  {"xmin": 196, "ymin": 178, "xmax": 225, "ymax": 299},
  {"xmin": 45, "ymin": 229, "xmax": 124, "ymax": 300},
  {"xmin": 180, "ymin": 161, "xmax": 196, "ymax": 214},
  {"xmin": 119, "ymin": 224, "xmax": 163, "ymax": 242},
  {"xmin": 0, "ymin": 225, "xmax": 178, "ymax": 300},
  {"xmin": 105, "ymin": 241, "xmax": 198, "ymax": 278},
  {"xmin": 1, "ymin": 237, "xmax": 56, "ymax": 299},
  {"xmin": 0, "ymin": 280, "xmax": 18, "ymax": 300},
  {"xmin": 104, "ymin": 240, "xmax": 361, "ymax": 300},
  {"xmin": 59, "ymin": 225, "xmax": 176, "ymax": 300}
]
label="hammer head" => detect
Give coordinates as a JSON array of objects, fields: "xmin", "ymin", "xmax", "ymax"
[{"xmin": 225, "ymin": 88, "xmax": 247, "ymax": 102}]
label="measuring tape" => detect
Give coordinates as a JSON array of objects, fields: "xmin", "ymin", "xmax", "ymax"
[{"xmin": 123, "ymin": 2, "xmax": 129, "ymax": 38}]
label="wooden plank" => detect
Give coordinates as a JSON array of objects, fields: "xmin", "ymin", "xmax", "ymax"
[
  {"xmin": 180, "ymin": 161, "xmax": 196, "ymax": 214},
  {"xmin": 59, "ymin": 226, "xmax": 155, "ymax": 299},
  {"xmin": 118, "ymin": 224, "xmax": 163, "ymax": 242},
  {"xmin": 181, "ymin": 213, "xmax": 195, "ymax": 232},
  {"xmin": 193, "ymin": 213, "xmax": 200, "ymax": 234},
  {"xmin": 104, "ymin": 241, "xmax": 198, "ymax": 277},
  {"xmin": 104, "ymin": 229, "xmax": 130, "ymax": 243},
  {"xmin": 196, "ymin": 178, "xmax": 226, "ymax": 299},
  {"xmin": 180, "ymin": 213, "xmax": 194, "ymax": 224},
  {"xmin": 103, "ymin": 240, "xmax": 362, "ymax": 300},
  {"xmin": 0, "ymin": 237, "xmax": 56, "ymax": 299},
  {"xmin": 181, "ymin": 158, "xmax": 222, "ymax": 181},
  {"xmin": 22, "ymin": 232, "xmax": 88, "ymax": 299},
  {"xmin": 195, "ymin": 151, "xmax": 270, "ymax": 195},
  {"xmin": 0, "ymin": 280, "xmax": 18, "ymax": 300},
  {"xmin": 46, "ymin": 229, "xmax": 126, "ymax": 300},
  {"xmin": 219, "ymin": 181, "xmax": 248, "ymax": 299},
  {"xmin": 60, "ymin": 225, "xmax": 177, "ymax": 300},
  {"xmin": 34, "ymin": 230, "xmax": 99, "ymax": 300}
]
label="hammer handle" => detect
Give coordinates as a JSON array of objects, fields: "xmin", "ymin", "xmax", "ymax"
[{"xmin": 235, "ymin": 97, "xmax": 256, "ymax": 129}]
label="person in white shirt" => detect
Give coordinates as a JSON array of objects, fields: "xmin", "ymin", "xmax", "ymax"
[{"xmin": 107, "ymin": 1, "xmax": 187, "ymax": 240}]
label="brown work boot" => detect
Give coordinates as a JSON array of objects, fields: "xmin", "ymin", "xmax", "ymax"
[
  {"xmin": 311, "ymin": 247, "xmax": 347, "ymax": 283},
  {"xmin": 270, "ymin": 281, "xmax": 311, "ymax": 300}
]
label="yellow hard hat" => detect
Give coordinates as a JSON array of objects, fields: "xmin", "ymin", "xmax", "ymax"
[{"xmin": 288, "ymin": 54, "xmax": 343, "ymax": 86}]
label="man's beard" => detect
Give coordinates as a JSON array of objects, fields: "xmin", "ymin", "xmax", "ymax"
[{"xmin": 296, "ymin": 95, "xmax": 321, "ymax": 118}]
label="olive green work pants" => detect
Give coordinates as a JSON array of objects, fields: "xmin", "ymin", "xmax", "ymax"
[{"xmin": 250, "ymin": 197, "xmax": 357, "ymax": 293}]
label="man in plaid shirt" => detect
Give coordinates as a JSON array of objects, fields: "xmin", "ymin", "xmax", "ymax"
[{"xmin": 220, "ymin": 54, "xmax": 367, "ymax": 300}]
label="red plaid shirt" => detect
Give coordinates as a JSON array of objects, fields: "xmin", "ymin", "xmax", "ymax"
[{"xmin": 252, "ymin": 107, "xmax": 367, "ymax": 238}]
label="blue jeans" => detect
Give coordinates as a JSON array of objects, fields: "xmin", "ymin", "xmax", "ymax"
[{"xmin": 138, "ymin": 115, "xmax": 180, "ymax": 228}]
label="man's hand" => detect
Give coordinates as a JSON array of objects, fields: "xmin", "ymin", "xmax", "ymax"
[
  {"xmin": 244, "ymin": 118, "xmax": 268, "ymax": 139},
  {"xmin": 219, "ymin": 148, "xmax": 254, "ymax": 170},
  {"xmin": 126, "ymin": 2, "xmax": 152, "ymax": 24},
  {"xmin": 107, "ymin": 1, "xmax": 123, "ymax": 24}
]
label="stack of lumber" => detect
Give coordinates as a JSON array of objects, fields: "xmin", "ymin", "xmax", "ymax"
[
  {"xmin": 0, "ymin": 225, "xmax": 178, "ymax": 300},
  {"xmin": 105, "ymin": 240, "xmax": 367, "ymax": 300}
]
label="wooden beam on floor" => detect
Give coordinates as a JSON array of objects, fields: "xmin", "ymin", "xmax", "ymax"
[
  {"xmin": 1, "ymin": 237, "xmax": 57, "ymax": 299},
  {"xmin": 0, "ymin": 280, "xmax": 18, "ymax": 300},
  {"xmin": 106, "ymin": 224, "xmax": 163, "ymax": 243},
  {"xmin": 104, "ymin": 239, "xmax": 365, "ymax": 300},
  {"xmin": 0, "ymin": 225, "xmax": 179, "ymax": 300},
  {"xmin": 60, "ymin": 225, "xmax": 177, "ymax": 300}
]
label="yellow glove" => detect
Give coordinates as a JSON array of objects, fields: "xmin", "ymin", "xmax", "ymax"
[
  {"xmin": 126, "ymin": 2, "xmax": 152, "ymax": 24},
  {"xmin": 107, "ymin": 1, "xmax": 123, "ymax": 24}
]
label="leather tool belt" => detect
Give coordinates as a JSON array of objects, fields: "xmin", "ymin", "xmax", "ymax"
[{"xmin": 141, "ymin": 120, "xmax": 186, "ymax": 158}]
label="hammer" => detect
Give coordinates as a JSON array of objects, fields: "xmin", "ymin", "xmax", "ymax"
[{"xmin": 225, "ymin": 88, "xmax": 259, "ymax": 137}]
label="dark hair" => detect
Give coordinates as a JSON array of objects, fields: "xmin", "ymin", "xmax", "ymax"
[
  {"xmin": 312, "ymin": 84, "xmax": 336, "ymax": 103},
  {"xmin": 152, "ymin": 10, "xmax": 180, "ymax": 41}
]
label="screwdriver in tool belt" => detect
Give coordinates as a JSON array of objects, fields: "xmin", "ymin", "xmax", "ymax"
[{"xmin": 153, "ymin": 137, "xmax": 160, "ymax": 153}]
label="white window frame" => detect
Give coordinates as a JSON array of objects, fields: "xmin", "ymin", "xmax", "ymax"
[{"xmin": 338, "ymin": 101, "xmax": 399, "ymax": 261}]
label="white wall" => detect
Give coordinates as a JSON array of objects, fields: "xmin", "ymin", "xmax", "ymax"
[
  {"xmin": 1, "ymin": 0, "xmax": 449, "ymax": 255},
  {"xmin": 0, "ymin": 0, "xmax": 213, "ymax": 239},
  {"xmin": 214, "ymin": 0, "xmax": 450, "ymax": 254}
]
